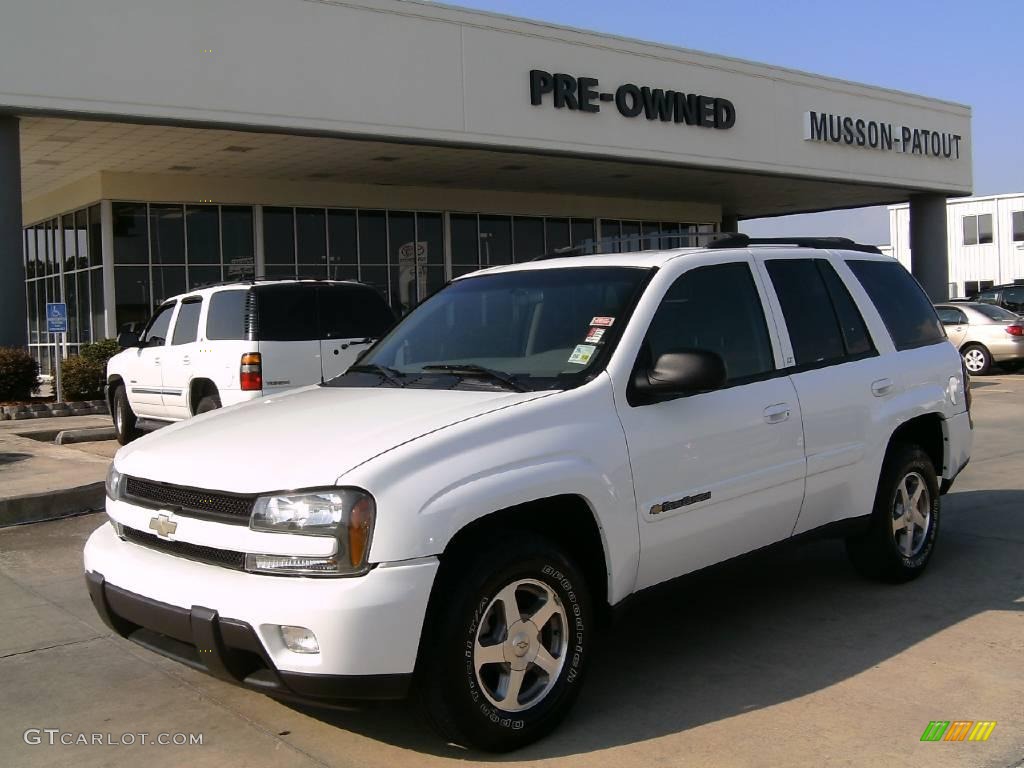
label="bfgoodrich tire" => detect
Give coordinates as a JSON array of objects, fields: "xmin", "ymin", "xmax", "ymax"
[
  {"xmin": 111, "ymin": 384, "xmax": 140, "ymax": 445},
  {"xmin": 417, "ymin": 532, "xmax": 592, "ymax": 752},
  {"xmin": 846, "ymin": 444, "xmax": 940, "ymax": 583},
  {"xmin": 195, "ymin": 393, "xmax": 221, "ymax": 414}
]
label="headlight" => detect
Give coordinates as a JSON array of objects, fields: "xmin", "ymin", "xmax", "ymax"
[
  {"xmin": 105, "ymin": 464, "xmax": 124, "ymax": 500},
  {"xmin": 248, "ymin": 488, "xmax": 375, "ymax": 576}
]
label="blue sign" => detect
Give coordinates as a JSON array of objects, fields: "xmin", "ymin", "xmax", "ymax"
[{"xmin": 46, "ymin": 303, "xmax": 68, "ymax": 334}]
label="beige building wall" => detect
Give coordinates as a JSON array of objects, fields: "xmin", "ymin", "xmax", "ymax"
[{"xmin": 24, "ymin": 171, "xmax": 721, "ymax": 227}]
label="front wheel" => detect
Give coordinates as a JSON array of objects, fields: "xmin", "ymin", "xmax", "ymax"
[
  {"xmin": 111, "ymin": 385, "xmax": 140, "ymax": 445},
  {"xmin": 961, "ymin": 344, "xmax": 992, "ymax": 375},
  {"xmin": 846, "ymin": 444, "xmax": 940, "ymax": 583},
  {"xmin": 417, "ymin": 532, "xmax": 592, "ymax": 752}
]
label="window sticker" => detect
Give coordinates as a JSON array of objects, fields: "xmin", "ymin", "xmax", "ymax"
[
  {"xmin": 568, "ymin": 344, "xmax": 597, "ymax": 365},
  {"xmin": 590, "ymin": 316, "xmax": 615, "ymax": 327},
  {"xmin": 585, "ymin": 327, "xmax": 606, "ymax": 343}
]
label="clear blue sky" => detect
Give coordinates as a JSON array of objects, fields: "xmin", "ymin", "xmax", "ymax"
[{"xmin": 435, "ymin": 0, "xmax": 1023, "ymax": 244}]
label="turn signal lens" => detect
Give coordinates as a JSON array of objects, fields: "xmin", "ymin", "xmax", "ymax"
[
  {"xmin": 348, "ymin": 496, "xmax": 375, "ymax": 569},
  {"xmin": 1006, "ymin": 325, "xmax": 1023, "ymax": 336},
  {"xmin": 240, "ymin": 352, "xmax": 262, "ymax": 391}
]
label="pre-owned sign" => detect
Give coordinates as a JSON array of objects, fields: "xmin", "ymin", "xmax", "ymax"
[
  {"xmin": 803, "ymin": 111, "xmax": 963, "ymax": 159},
  {"xmin": 530, "ymin": 70, "xmax": 736, "ymax": 130}
]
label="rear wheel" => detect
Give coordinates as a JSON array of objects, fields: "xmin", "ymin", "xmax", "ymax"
[
  {"xmin": 846, "ymin": 444, "xmax": 940, "ymax": 583},
  {"xmin": 111, "ymin": 384, "xmax": 140, "ymax": 445},
  {"xmin": 961, "ymin": 344, "xmax": 992, "ymax": 375},
  {"xmin": 195, "ymin": 393, "xmax": 221, "ymax": 414},
  {"xmin": 417, "ymin": 532, "xmax": 592, "ymax": 752}
]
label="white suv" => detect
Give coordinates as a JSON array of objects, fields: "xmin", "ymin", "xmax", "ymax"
[
  {"xmin": 85, "ymin": 239, "xmax": 972, "ymax": 751},
  {"xmin": 106, "ymin": 280, "xmax": 394, "ymax": 443}
]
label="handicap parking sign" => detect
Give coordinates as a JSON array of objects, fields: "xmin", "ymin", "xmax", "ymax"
[{"xmin": 46, "ymin": 302, "xmax": 68, "ymax": 333}]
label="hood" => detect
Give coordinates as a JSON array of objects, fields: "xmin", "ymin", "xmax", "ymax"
[{"xmin": 115, "ymin": 385, "xmax": 549, "ymax": 493}]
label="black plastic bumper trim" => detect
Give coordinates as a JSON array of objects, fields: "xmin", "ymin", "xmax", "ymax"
[{"xmin": 85, "ymin": 571, "xmax": 411, "ymax": 703}]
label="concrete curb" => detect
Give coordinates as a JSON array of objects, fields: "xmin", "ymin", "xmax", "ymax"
[
  {"xmin": 0, "ymin": 482, "xmax": 105, "ymax": 527},
  {"xmin": 55, "ymin": 426, "xmax": 118, "ymax": 445}
]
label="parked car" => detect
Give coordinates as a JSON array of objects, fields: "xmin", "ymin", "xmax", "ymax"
[
  {"xmin": 85, "ymin": 240, "xmax": 972, "ymax": 751},
  {"xmin": 106, "ymin": 280, "xmax": 395, "ymax": 444},
  {"xmin": 934, "ymin": 302, "xmax": 1024, "ymax": 375},
  {"xmin": 970, "ymin": 283, "xmax": 1024, "ymax": 314}
]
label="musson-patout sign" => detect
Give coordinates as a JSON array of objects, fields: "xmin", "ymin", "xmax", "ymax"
[{"xmin": 803, "ymin": 110, "xmax": 963, "ymax": 159}]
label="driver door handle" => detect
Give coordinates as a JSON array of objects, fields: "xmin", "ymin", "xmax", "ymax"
[{"xmin": 763, "ymin": 403, "xmax": 791, "ymax": 424}]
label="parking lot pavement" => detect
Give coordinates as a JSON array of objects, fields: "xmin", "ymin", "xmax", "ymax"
[{"xmin": 1, "ymin": 377, "xmax": 1022, "ymax": 768}]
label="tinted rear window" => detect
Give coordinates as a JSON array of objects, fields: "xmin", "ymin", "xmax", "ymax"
[
  {"xmin": 256, "ymin": 285, "xmax": 319, "ymax": 341},
  {"xmin": 847, "ymin": 260, "xmax": 944, "ymax": 351},
  {"xmin": 318, "ymin": 285, "xmax": 395, "ymax": 339},
  {"xmin": 206, "ymin": 290, "xmax": 248, "ymax": 340}
]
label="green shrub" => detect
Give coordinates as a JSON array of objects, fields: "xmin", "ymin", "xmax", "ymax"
[
  {"xmin": 60, "ymin": 355, "xmax": 106, "ymax": 401},
  {"xmin": 0, "ymin": 347, "xmax": 40, "ymax": 401},
  {"xmin": 80, "ymin": 338, "xmax": 121, "ymax": 367}
]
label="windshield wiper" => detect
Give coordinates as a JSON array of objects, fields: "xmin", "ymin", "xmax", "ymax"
[
  {"xmin": 421, "ymin": 364, "xmax": 527, "ymax": 392},
  {"xmin": 347, "ymin": 363, "xmax": 405, "ymax": 387}
]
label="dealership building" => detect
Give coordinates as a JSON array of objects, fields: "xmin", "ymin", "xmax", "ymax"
[
  {"xmin": 884, "ymin": 193, "xmax": 1024, "ymax": 298},
  {"xmin": 0, "ymin": 0, "xmax": 973, "ymax": 369}
]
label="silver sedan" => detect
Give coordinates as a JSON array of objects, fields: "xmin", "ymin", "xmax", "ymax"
[{"xmin": 935, "ymin": 302, "xmax": 1024, "ymax": 375}]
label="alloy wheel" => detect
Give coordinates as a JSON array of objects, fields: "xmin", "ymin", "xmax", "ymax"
[
  {"xmin": 891, "ymin": 471, "xmax": 931, "ymax": 557},
  {"xmin": 473, "ymin": 578, "xmax": 568, "ymax": 713}
]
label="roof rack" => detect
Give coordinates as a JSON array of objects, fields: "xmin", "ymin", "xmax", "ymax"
[
  {"xmin": 704, "ymin": 234, "xmax": 883, "ymax": 254},
  {"xmin": 532, "ymin": 231, "xmax": 883, "ymax": 260}
]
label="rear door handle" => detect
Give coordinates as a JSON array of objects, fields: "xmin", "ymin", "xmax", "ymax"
[
  {"xmin": 182, "ymin": 355, "xmax": 191, "ymax": 365},
  {"xmin": 871, "ymin": 378, "xmax": 894, "ymax": 397},
  {"xmin": 763, "ymin": 403, "xmax": 791, "ymax": 424}
]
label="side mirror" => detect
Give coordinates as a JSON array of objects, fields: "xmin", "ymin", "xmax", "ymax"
[
  {"xmin": 633, "ymin": 349, "xmax": 727, "ymax": 398},
  {"xmin": 117, "ymin": 331, "xmax": 140, "ymax": 349}
]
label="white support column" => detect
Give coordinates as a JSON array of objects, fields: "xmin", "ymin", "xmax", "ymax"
[
  {"xmin": 253, "ymin": 204, "xmax": 265, "ymax": 279},
  {"xmin": 100, "ymin": 200, "xmax": 117, "ymax": 338}
]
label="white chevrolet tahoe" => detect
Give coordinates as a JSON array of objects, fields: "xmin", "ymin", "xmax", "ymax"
[
  {"xmin": 85, "ymin": 238, "xmax": 972, "ymax": 752},
  {"xmin": 106, "ymin": 280, "xmax": 395, "ymax": 444}
]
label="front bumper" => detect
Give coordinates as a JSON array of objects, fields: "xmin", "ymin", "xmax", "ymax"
[{"xmin": 84, "ymin": 523, "xmax": 439, "ymax": 703}]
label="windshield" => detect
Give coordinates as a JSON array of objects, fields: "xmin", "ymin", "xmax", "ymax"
[
  {"xmin": 972, "ymin": 303, "xmax": 1019, "ymax": 322},
  {"xmin": 330, "ymin": 266, "xmax": 651, "ymax": 391}
]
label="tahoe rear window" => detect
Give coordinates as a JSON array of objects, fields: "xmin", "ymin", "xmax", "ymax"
[
  {"xmin": 206, "ymin": 290, "xmax": 249, "ymax": 340},
  {"xmin": 847, "ymin": 260, "xmax": 945, "ymax": 351}
]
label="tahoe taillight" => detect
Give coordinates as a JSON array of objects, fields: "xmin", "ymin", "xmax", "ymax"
[
  {"xmin": 240, "ymin": 352, "xmax": 263, "ymax": 391},
  {"xmin": 1006, "ymin": 325, "xmax": 1023, "ymax": 336}
]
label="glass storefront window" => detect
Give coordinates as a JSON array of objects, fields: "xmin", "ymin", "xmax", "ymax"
[
  {"xmin": 451, "ymin": 214, "xmax": 479, "ymax": 267},
  {"xmin": 571, "ymin": 218, "xmax": 596, "ymax": 250},
  {"xmin": 221, "ymin": 206, "xmax": 253, "ymax": 280},
  {"xmin": 545, "ymin": 218, "xmax": 570, "ymax": 253},
  {"xmin": 479, "ymin": 216, "xmax": 512, "ymax": 267},
  {"xmin": 296, "ymin": 208, "xmax": 327, "ymax": 279},
  {"xmin": 115, "ymin": 265, "xmax": 151, "ymax": 333},
  {"xmin": 112, "ymin": 203, "xmax": 149, "ymax": 264},
  {"xmin": 328, "ymin": 209, "xmax": 358, "ymax": 281},
  {"xmin": 388, "ymin": 211, "xmax": 416, "ymax": 314},
  {"xmin": 75, "ymin": 209, "xmax": 89, "ymax": 269},
  {"xmin": 263, "ymin": 207, "xmax": 295, "ymax": 275},
  {"xmin": 186, "ymin": 206, "xmax": 219, "ymax": 265},
  {"xmin": 150, "ymin": 205, "xmax": 185, "ymax": 266},
  {"xmin": 513, "ymin": 217, "xmax": 545, "ymax": 262},
  {"xmin": 90, "ymin": 267, "xmax": 104, "ymax": 339}
]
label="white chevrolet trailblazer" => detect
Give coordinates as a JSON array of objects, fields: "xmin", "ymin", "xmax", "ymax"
[{"xmin": 85, "ymin": 237, "xmax": 972, "ymax": 751}]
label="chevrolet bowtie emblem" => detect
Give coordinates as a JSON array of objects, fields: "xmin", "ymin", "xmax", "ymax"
[{"xmin": 149, "ymin": 513, "xmax": 178, "ymax": 539}]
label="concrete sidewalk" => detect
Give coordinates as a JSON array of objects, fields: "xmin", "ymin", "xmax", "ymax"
[{"xmin": 0, "ymin": 416, "xmax": 114, "ymax": 527}]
